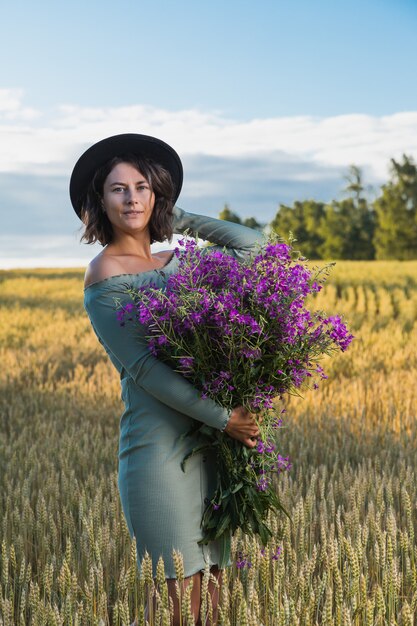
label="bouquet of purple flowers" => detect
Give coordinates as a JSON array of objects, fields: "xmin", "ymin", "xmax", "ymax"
[{"xmin": 117, "ymin": 235, "xmax": 353, "ymax": 562}]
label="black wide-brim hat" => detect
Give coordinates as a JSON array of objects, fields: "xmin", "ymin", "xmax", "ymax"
[{"xmin": 69, "ymin": 133, "xmax": 183, "ymax": 218}]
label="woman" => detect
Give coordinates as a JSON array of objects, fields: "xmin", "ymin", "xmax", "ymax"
[{"xmin": 70, "ymin": 133, "xmax": 264, "ymax": 625}]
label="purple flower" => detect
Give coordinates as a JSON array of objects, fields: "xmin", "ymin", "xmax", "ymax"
[
  {"xmin": 256, "ymin": 475, "xmax": 270, "ymax": 492},
  {"xmin": 265, "ymin": 440, "xmax": 276, "ymax": 454},
  {"xmin": 117, "ymin": 235, "xmax": 352, "ymax": 548},
  {"xmin": 179, "ymin": 356, "xmax": 195, "ymax": 370},
  {"xmin": 323, "ymin": 315, "xmax": 354, "ymax": 352},
  {"xmin": 271, "ymin": 546, "xmax": 282, "ymax": 561},
  {"xmin": 276, "ymin": 455, "xmax": 292, "ymax": 473},
  {"xmin": 256, "ymin": 440, "xmax": 265, "ymax": 454},
  {"xmin": 236, "ymin": 552, "xmax": 252, "ymax": 569}
]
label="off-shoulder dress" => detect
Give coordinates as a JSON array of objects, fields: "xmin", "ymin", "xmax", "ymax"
[{"xmin": 83, "ymin": 206, "xmax": 263, "ymax": 578}]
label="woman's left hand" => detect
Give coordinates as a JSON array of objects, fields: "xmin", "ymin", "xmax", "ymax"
[{"xmin": 224, "ymin": 406, "xmax": 261, "ymax": 448}]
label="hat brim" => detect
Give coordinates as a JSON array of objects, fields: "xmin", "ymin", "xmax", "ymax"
[{"xmin": 69, "ymin": 133, "xmax": 183, "ymax": 218}]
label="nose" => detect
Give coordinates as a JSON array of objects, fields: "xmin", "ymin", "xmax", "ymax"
[{"xmin": 126, "ymin": 187, "xmax": 139, "ymax": 204}]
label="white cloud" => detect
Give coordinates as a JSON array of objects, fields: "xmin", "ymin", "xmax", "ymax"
[
  {"xmin": 2, "ymin": 93, "xmax": 416, "ymax": 268},
  {"xmin": 0, "ymin": 88, "xmax": 39, "ymax": 120},
  {"xmin": 0, "ymin": 93, "xmax": 416, "ymax": 182}
]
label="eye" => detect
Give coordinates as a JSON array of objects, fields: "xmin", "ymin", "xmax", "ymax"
[{"xmin": 112, "ymin": 186, "xmax": 125, "ymax": 193}]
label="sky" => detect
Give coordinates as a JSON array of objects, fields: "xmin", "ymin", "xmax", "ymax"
[{"xmin": 1, "ymin": 0, "xmax": 417, "ymax": 268}]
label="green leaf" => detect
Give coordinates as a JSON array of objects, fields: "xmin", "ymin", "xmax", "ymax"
[
  {"xmin": 211, "ymin": 512, "xmax": 231, "ymax": 541},
  {"xmin": 181, "ymin": 444, "xmax": 213, "ymax": 472},
  {"xmin": 217, "ymin": 532, "xmax": 232, "ymax": 569}
]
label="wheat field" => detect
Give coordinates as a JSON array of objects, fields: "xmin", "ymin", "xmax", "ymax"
[{"xmin": 0, "ymin": 261, "xmax": 416, "ymax": 625}]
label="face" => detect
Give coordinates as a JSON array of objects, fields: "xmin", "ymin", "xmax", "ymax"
[{"xmin": 101, "ymin": 162, "xmax": 155, "ymax": 237}]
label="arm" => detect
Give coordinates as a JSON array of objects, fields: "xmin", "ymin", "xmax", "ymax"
[
  {"xmin": 84, "ymin": 284, "xmax": 230, "ymax": 430},
  {"xmin": 172, "ymin": 205, "xmax": 264, "ymax": 261}
]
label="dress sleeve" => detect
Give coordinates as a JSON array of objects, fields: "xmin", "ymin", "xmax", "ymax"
[
  {"xmin": 172, "ymin": 205, "xmax": 264, "ymax": 260},
  {"xmin": 84, "ymin": 284, "xmax": 230, "ymax": 430}
]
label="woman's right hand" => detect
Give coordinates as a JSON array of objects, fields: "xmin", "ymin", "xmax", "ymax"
[{"xmin": 224, "ymin": 406, "xmax": 260, "ymax": 448}]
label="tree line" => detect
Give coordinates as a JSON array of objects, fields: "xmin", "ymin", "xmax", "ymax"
[{"xmin": 218, "ymin": 155, "xmax": 417, "ymax": 260}]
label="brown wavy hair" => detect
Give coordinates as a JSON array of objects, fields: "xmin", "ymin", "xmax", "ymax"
[{"xmin": 79, "ymin": 155, "xmax": 175, "ymax": 246}]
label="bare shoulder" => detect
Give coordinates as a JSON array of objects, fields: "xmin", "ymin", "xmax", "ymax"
[
  {"xmin": 84, "ymin": 252, "xmax": 126, "ymax": 288},
  {"xmin": 84, "ymin": 248, "xmax": 175, "ymax": 288}
]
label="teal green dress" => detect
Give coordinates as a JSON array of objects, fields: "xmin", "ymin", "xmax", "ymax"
[{"xmin": 83, "ymin": 206, "xmax": 264, "ymax": 578}]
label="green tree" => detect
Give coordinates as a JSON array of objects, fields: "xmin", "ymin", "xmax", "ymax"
[
  {"xmin": 318, "ymin": 197, "xmax": 375, "ymax": 260},
  {"xmin": 314, "ymin": 165, "xmax": 374, "ymax": 259},
  {"xmin": 270, "ymin": 200, "xmax": 325, "ymax": 259},
  {"xmin": 373, "ymin": 155, "xmax": 417, "ymax": 260},
  {"xmin": 343, "ymin": 164, "xmax": 365, "ymax": 204},
  {"xmin": 243, "ymin": 216, "xmax": 262, "ymax": 230},
  {"xmin": 218, "ymin": 204, "xmax": 242, "ymax": 224},
  {"xmin": 218, "ymin": 205, "xmax": 263, "ymax": 230},
  {"xmin": 327, "ymin": 165, "xmax": 376, "ymax": 259}
]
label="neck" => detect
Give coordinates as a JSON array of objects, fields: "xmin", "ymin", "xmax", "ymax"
[{"xmin": 109, "ymin": 229, "xmax": 153, "ymax": 260}]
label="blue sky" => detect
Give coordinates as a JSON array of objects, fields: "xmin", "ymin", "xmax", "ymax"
[{"xmin": 1, "ymin": 0, "xmax": 417, "ymax": 267}]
